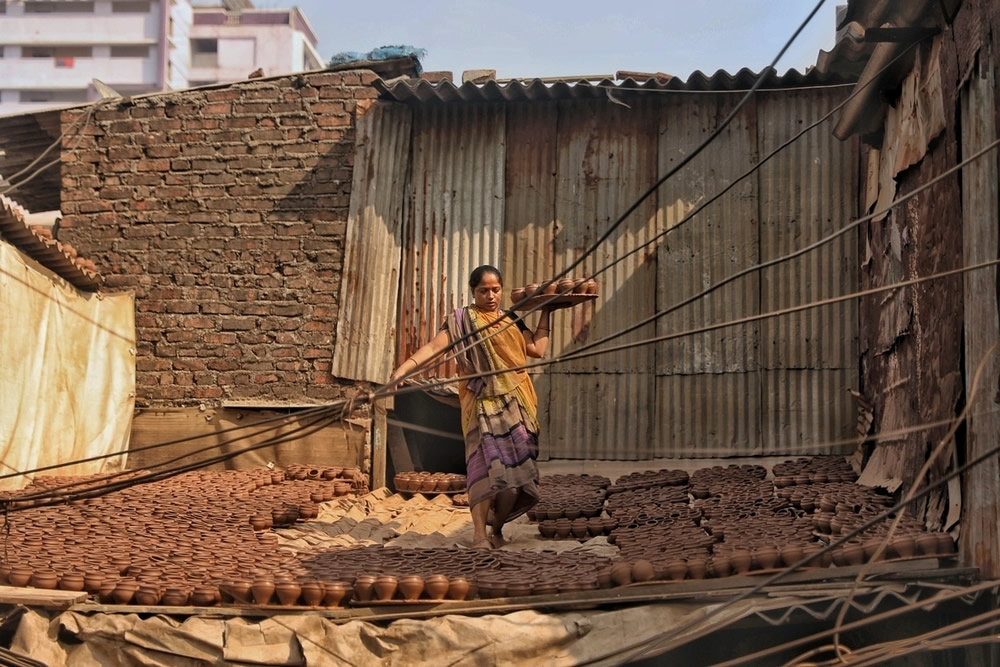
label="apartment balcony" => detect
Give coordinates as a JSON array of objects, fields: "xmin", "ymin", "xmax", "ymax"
[
  {"xmin": 0, "ymin": 14, "xmax": 160, "ymax": 45},
  {"xmin": 0, "ymin": 57, "xmax": 159, "ymax": 88}
]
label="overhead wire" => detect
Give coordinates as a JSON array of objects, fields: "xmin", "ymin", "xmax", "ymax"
[
  {"xmin": 828, "ymin": 339, "xmax": 1000, "ymax": 658},
  {"xmin": 381, "ymin": 0, "xmax": 830, "ymax": 394},
  {"xmin": 395, "ymin": 36, "xmax": 925, "ymax": 391},
  {"xmin": 601, "ymin": 342, "xmax": 1000, "ymax": 665},
  {"xmin": 378, "ymin": 34, "xmax": 935, "ymax": 402}
]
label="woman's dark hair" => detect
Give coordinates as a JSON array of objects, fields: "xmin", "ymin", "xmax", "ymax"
[{"xmin": 469, "ymin": 265, "xmax": 503, "ymax": 289}]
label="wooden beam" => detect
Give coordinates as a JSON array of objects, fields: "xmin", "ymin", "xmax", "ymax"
[
  {"xmin": 0, "ymin": 586, "xmax": 87, "ymax": 609},
  {"xmin": 372, "ymin": 402, "xmax": 387, "ymax": 490}
]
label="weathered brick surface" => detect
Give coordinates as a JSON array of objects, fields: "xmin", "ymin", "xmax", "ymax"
[{"xmin": 60, "ymin": 71, "xmax": 377, "ymax": 407}]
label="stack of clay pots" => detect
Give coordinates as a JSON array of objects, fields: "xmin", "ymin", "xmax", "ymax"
[
  {"xmin": 393, "ymin": 471, "xmax": 466, "ymax": 494},
  {"xmin": 772, "ymin": 456, "xmax": 858, "ymax": 486},
  {"xmin": 606, "ymin": 468, "xmax": 689, "ymax": 495},
  {"xmin": 527, "ymin": 475, "xmax": 607, "ymax": 526},
  {"xmin": 509, "ymin": 277, "xmax": 599, "ymax": 304}
]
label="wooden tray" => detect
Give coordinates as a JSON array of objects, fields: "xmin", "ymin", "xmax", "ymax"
[{"xmin": 510, "ymin": 293, "xmax": 597, "ymax": 312}]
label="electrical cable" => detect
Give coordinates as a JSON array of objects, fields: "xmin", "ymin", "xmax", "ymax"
[
  {"xmin": 382, "ymin": 0, "xmax": 829, "ymax": 392},
  {"xmin": 829, "ymin": 339, "xmax": 1000, "ymax": 660},
  {"xmin": 0, "ymin": 404, "xmax": 333, "ymax": 484},
  {"xmin": 6, "ymin": 403, "xmax": 343, "ymax": 505},
  {"xmin": 378, "ymin": 257, "xmax": 1000, "ymax": 401},
  {"xmin": 600, "ymin": 347, "xmax": 1000, "ymax": 665},
  {"xmin": 5, "ymin": 410, "xmax": 342, "ymax": 510},
  {"xmin": 390, "ymin": 35, "xmax": 928, "ymax": 391},
  {"xmin": 0, "ymin": 99, "xmax": 98, "ymax": 186}
]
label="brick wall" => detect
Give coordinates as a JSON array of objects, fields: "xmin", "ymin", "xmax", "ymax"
[{"xmin": 59, "ymin": 70, "xmax": 379, "ymax": 407}]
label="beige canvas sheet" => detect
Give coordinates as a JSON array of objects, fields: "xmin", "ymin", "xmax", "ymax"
[{"xmin": 0, "ymin": 242, "xmax": 135, "ymax": 489}]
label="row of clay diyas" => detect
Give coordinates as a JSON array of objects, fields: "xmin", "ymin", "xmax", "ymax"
[{"xmin": 510, "ymin": 277, "xmax": 598, "ymax": 302}]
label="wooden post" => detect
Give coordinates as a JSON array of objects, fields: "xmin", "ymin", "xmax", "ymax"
[
  {"xmin": 372, "ymin": 400, "xmax": 388, "ymax": 490},
  {"xmin": 959, "ymin": 62, "xmax": 1000, "ymax": 578}
]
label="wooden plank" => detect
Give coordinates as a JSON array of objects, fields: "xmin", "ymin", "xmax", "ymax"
[
  {"xmin": 0, "ymin": 586, "xmax": 87, "ymax": 609},
  {"xmin": 372, "ymin": 402, "xmax": 387, "ymax": 490},
  {"xmin": 959, "ymin": 60, "xmax": 1000, "ymax": 578},
  {"xmin": 128, "ymin": 408, "xmax": 368, "ymax": 471},
  {"xmin": 68, "ymin": 560, "xmax": 970, "ymax": 622}
]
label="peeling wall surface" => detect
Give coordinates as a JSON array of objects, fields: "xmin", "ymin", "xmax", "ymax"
[
  {"xmin": 394, "ymin": 90, "xmax": 858, "ymax": 460},
  {"xmin": 856, "ymin": 2, "xmax": 1000, "ymax": 577}
]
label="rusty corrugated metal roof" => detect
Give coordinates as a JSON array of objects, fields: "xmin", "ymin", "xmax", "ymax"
[
  {"xmin": 0, "ymin": 194, "xmax": 102, "ymax": 291},
  {"xmin": 374, "ymin": 68, "xmax": 855, "ymax": 104}
]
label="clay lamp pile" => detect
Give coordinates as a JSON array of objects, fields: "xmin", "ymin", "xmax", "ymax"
[
  {"xmin": 393, "ymin": 471, "xmax": 466, "ymax": 494},
  {"xmin": 0, "ymin": 466, "xmax": 372, "ymax": 608},
  {"xmin": 604, "ymin": 485, "xmax": 691, "ymax": 521},
  {"xmin": 294, "ymin": 544, "xmax": 616, "ymax": 600},
  {"xmin": 509, "ymin": 277, "xmax": 598, "ymax": 304},
  {"xmin": 609, "ymin": 515, "xmax": 716, "ymax": 580},
  {"xmin": 772, "ymin": 456, "xmax": 858, "ymax": 487},
  {"xmin": 605, "ymin": 468, "xmax": 689, "ymax": 496},
  {"xmin": 528, "ymin": 476, "xmax": 606, "ymax": 528}
]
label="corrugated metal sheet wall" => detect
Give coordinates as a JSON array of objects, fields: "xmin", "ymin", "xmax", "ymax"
[
  {"xmin": 399, "ymin": 104, "xmax": 507, "ymax": 378},
  {"xmin": 393, "ymin": 89, "xmax": 858, "ymax": 459},
  {"xmin": 333, "ymin": 103, "xmax": 413, "ymax": 383}
]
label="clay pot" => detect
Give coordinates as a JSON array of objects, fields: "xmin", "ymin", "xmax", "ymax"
[
  {"xmin": 249, "ymin": 516, "xmax": 271, "ymax": 531},
  {"xmin": 780, "ymin": 545, "xmax": 804, "ymax": 568},
  {"xmin": 226, "ymin": 580, "xmax": 252, "ymax": 604},
  {"xmin": 510, "ymin": 288, "xmax": 526, "ymax": 303},
  {"xmin": 161, "ymin": 588, "xmax": 189, "ymax": 606},
  {"xmin": 664, "ymin": 559, "xmax": 687, "ymax": 581},
  {"xmin": 730, "ymin": 550, "xmax": 752, "ymax": 574},
  {"xmin": 322, "ymin": 581, "xmax": 348, "ymax": 607},
  {"xmin": 686, "ymin": 557, "xmax": 707, "ymax": 580},
  {"xmin": 98, "ymin": 580, "xmax": 118, "ymax": 604},
  {"xmin": 83, "ymin": 571, "xmax": 105, "ymax": 594},
  {"xmin": 7, "ymin": 566, "xmax": 32, "ymax": 588},
  {"xmin": 891, "ymin": 536, "xmax": 916, "ymax": 559},
  {"xmin": 112, "ymin": 581, "xmax": 139, "ymax": 604},
  {"xmin": 301, "ymin": 582, "xmax": 324, "ymax": 606},
  {"xmin": 135, "ymin": 585, "xmax": 161, "ymax": 606},
  {"xmin": 610, "ymin": 562, "xmax": 632, "ymax": 586},
  {"xmin": 572, "ymin": 279, "xmax": 588, "ymax": 294},
  {"xmin": 840, "ymin": 542, "xmax": 865, "ymax": 566},
  {"xmin": 191, "ymin": 586, "xmax": 218, "ymax": 606},
  {"xmin": 583, "ymin": 279, "xmax": 598, "ymax": 295},
  {"xmin": 631, "ymin": 559, "xmax": 655, "ymax": 582},
  {"xmin": 596, "ymin": 567, "xmax": 613, "ymax": 589},
  {"xmin": 59, "ymin": 572, "xmax": 85, "ymax": 592},
  {"xmin": 353, "ymin": 575, "xmax": 376, "ymax": 602},
  {"xmin": 275, "ymin": 581, "xmax": 302, "ymax": 606},
  {"xmin": 934, "ymin": 532, "xmax": 954, "ymax": 555},
  {"xmin": 506, "ymin": 581, "xmax": 532, "ymax": 597},
  {"xmin": 538, "ymin": 521, "xmax": 556, "ymax": 538},
  {"xmin": 554, "ymin": 523, "xmax": 572, "ymax": 539},
  {"xmin": 30, "ymin": 570, "xmax": 59, "ymax": 590},
  {"xmin": 397, "ymin": 575, "xmax": 424, "ymax": 601},
  {"xmin": 915, "ymin": 534, "xmax": 939, "ymax": 556},
  {"xmin": 524, "ymin": 284, "xmax": 540, "ymax": 298},
  {"xmin": 753, "ymin": 546, "xmax": 779, "ymax": 570},
  {"xmin": 557, "ymin": 278, "xmax": 576, "ymax": 294},
  {"xmin": 373, "ymin": 575, "xmax": 398, "ymax": 601},
  {"xmin": 425, "ymin": 574, "xmax": 449, "ymax": 600},
  {"xmin": 251, "ymin": 578, "xmax": 276, "ymax": 605},
  {"xmin": 447, "ymin": 576, "xmax": 470, "ymax": 601}
]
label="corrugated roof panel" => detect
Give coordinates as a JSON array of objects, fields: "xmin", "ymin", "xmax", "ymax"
[
  {"xmin": 0, "ymin": 194, "xmax": 101, "ymax": 291},
  {"xmin": 399, "ymin": 103, "xmax": 506, "ymax": 378},
  {"xmin": 374, "ymin": 68, "xmax": 856, "ymax": 105},
  {"xmin": 332, "ymin": 102, "xmax": 412, "ymax": 383},
  {"xmin": 656, "ymin": 372, "xmax": 762, "ymax": 457},
  {"xmin": 760, "ymin": 369, "xmax": 855, "ymax": 455}
]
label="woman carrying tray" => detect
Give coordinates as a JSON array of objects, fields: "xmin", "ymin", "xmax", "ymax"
[{"xmin": 390, "ymin": 265, "xmax": 553, "ymax": 549}]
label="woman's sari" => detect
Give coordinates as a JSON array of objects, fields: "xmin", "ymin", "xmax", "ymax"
[{"xmin": 446, "ymin": 306, "xmax": 540, "ymax": 517}]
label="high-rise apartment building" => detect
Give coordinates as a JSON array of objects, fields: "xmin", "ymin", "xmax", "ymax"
[
  {"xmin": 0, "ymin": 0, "xmax": 321, "ymax": 116},
  {"xmin": 0, "ymin": 0, "xmax": 192, "ymax": 115}
]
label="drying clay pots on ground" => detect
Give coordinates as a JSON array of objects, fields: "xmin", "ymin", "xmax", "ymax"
[
  {"xmin": 0, "ymin": 465, "xmax": 370, "ymax": 608},
  {"xmin": 393, "ymin": 471, "xmax": 466, "ymax": 495}
]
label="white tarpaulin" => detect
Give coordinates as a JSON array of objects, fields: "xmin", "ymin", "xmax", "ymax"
[{"xmin": 0, "ymin": 241, "xmax": 134, "ymax": 489}]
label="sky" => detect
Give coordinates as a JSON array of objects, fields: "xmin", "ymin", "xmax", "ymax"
[{"xmin": 254, "ymin": 0, "xmax": 841, "ymax": 80}]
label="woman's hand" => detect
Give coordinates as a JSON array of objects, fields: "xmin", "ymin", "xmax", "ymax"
[{"xmin": 389, "ymin": 329, "xmax": 451, "ymax": 384}]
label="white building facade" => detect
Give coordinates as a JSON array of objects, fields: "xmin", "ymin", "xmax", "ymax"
[
  {"xmin": 0, "ymin": 0, "xmax": 192, "ymax": 115},
  {"xmin": 0, "ymin": 1, "xmax": 322, "ymax": 116},
  {"xmin": 187, "ymin": 5, "xmax": 321, "ymax": 86}
]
